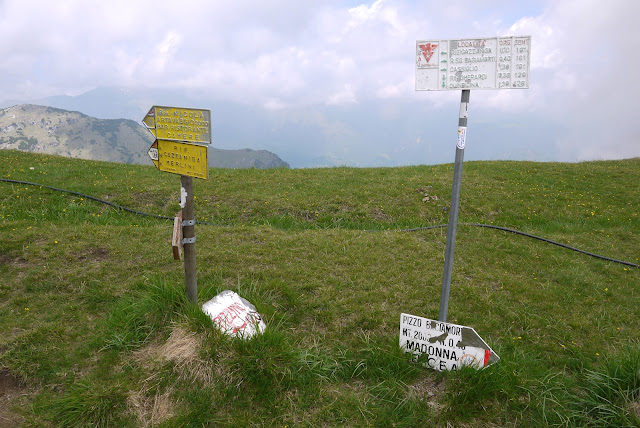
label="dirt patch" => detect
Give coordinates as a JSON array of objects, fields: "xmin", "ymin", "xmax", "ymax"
[
  {"xmin": 89, "ymin": 247, "xmax": 110, "ymax": 260},
  {"xmin": 0, "ymin": 255, "xmax": 28, "ymax": 269},
  {"xmin": 409, "ymin": 375, "xmax": 446, "ymax": 414},
  {"xmin": 370, "ymin": 208, "xmax": 389, "ymax": 221},
  {"xmin": 0, "ymin": 368, "xmax": 26, "ymax": 427},
  {"xmin": 631, "ymin": 400, "xmax": 640, "ymax": 422},
  {"xmin": 0, "ymin": 254, "xmax": 11, "ymax": 266},
  {"xmin": 75, "ymin": 247, "xmax": 110, "ymax": 261},
  {"xmin": 12, "ymin": 257, "xmax": 29, "ymax": 268},
  {"xmin": 293, "ymin": 210, "xmax": 315, "ymax": 221},
  {"xmin": 0, "ymin": 368, "xmax": 23, "ymax": 395},
  {"xmin": 131, "ymin": 192, "xmax": 158, "ymax": 205}
]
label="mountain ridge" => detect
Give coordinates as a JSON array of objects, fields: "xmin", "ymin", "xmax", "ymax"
[{"xmin": 0, "ymin": 104, "xmax": 289, "ymax": 169}]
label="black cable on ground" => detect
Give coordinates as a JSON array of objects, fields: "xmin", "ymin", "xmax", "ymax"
[
  {"xmin": 464, "ymin": 223, "xmax": 639, "ymax": 268},
  {"xmin": 1, "ymin": 178, "xmax": 638, "ymax": 268},
  {"xmin": 2, "ymin": 178, "xmax": 174, "ymax": 221},
  {"xmin": 395, "ymin": 223, "xmax": 640, "ymax": 268},
  {"xmin": 0, "ymin": 178, "xmax": 222, "ymax": 226}
]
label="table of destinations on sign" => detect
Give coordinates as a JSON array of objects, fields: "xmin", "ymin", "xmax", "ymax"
[
  {"xmin": 416, "ymin": 36, "xmax": 530, "ymax": 91},
  {"xmin": 143, "ymin": 106, "xmax": 212, "ymax": 144}
]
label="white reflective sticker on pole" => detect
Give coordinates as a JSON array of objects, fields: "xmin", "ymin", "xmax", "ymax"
[
  {"xmin": 457, "ymin": 126, "xmax": 467, "ymax": 150},
  {"xmin": 459, "ymin": 101, "xmax": 469, "ymax": 120},
  {"xmin": 180, "ymin": 186, "xmax": 187, "ymax": 208},
  {"xmin": 202, "ymin": 290, "xmax": 266, "ymax": 338}
]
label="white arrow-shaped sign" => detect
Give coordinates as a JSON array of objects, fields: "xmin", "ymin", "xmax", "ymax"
[{"xmin": 400, "ymin": 313, "xmax": 499, "ymax": 371}]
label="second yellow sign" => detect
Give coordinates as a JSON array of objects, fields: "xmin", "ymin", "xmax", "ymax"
[{"xmin": 151, "ymin": 139, "xmax": 209, "ymax": 180}]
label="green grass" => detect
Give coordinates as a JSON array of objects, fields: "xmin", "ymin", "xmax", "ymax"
[{"xmin": 1, "ymin": 149, "xmax": 639, "ymax": 427}]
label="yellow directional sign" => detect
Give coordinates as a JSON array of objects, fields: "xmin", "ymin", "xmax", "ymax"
[
  {"xmin": 142, "ymin": 106, "xmax": 211, "ymax": 144},
  {"xmin": 148, "ymin": 139, "xmax": 209, "ymax": 180}
]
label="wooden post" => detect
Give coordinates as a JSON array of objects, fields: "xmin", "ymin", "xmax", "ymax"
[{"xmin": 181, "ymin": 175, "xmax": 197, "ymax": 303}]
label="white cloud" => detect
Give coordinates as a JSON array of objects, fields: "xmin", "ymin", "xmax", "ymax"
[
  {"xmin": 264, "ymin": 98, "xmax": 286, "ymax": 111},
  {"xmin": 347, "ymin": 0, "xmax": 384, "ymax": 28},
  {"xmin": 153, "ymin": 31, "xmax": 182, "ymax": 71},
  {"xmin": 326, "ymin": 84, "xmax": 358, "ymax": 105}
]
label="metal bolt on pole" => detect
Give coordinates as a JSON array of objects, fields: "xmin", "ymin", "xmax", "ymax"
[
  {"xmin": 181, "ymin": 175, "xmax": 197, "ymax": 304},
  {"xmin": 438, "ymin": 89, "xmax": 470, "ymax": 322}
]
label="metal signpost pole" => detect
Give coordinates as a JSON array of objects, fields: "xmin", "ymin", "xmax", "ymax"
[
  {"xmin": 438, "ymin": 89, "xmax": 470, "ymax": 322},
  {"xmin": 181, "ymin": 175, "xmax": 197, "ymax": 303}
]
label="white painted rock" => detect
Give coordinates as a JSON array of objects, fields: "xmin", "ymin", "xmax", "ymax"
[{"xmin": 201, "ymin": 290, "xmax": 266, "ymax": 338}]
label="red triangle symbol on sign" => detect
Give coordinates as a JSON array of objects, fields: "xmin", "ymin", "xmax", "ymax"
[{"xmin": 419, "ymin": 43, "xmax": 437, "ymax": 62}]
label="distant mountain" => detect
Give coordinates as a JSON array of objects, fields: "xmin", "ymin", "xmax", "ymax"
[
  {"xmin": 209, "ymin": 147, "xmax": 290, "ymax": 169},
  {"xmin": 0, "ymin": 104, "xmax": 151, "ymax": 164},
  {"xmin": 0, "ymin": 86, "xmax": 565, "ymax": 168},
  {"xmin": 0, "ymin": 104, "xmax": 289, "ymax": 169}
]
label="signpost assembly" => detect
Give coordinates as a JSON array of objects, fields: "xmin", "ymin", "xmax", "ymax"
[
  {"xmin": 405, "ymin": 36, "xmax": 530, "ymax": 369},
  {"xmin": 144, "ymin": 105, "xmax": 212, "ymax": 304}
]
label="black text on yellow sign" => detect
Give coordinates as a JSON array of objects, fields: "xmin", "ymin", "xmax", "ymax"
[
  {"xmin": 156, "ymin": 140, "xmax": 209, "ymax": 180},
  {"xmin": 142, "ymin": 106, "xmax": 211, "ymax": 144}
]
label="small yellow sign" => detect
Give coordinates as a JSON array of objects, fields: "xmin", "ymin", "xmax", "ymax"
[
  {"xmin": 142, "ymin": 106, "xmax": 211, "ymax": 144},
  {"xmin": 155, "ymin": 140, "xmax": 209, "ymax": 180}
]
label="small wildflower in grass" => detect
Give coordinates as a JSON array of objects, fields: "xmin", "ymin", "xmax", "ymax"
[{"xmin": 24, "ymin": 307, "xmax": 29, "ymax": 311}]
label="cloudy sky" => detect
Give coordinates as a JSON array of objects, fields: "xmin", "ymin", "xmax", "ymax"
[{"xmin": 1, "ymin": 0, "xmax": 639, "ymax": 167}]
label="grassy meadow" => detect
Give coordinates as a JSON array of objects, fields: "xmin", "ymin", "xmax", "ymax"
[{"xmin": 1, "ymin": 149, "xmax": 639, "ymax": 427}]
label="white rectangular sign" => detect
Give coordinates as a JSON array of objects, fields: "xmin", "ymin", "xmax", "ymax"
[
  {"xmin": 400, "ymin": 313, "xmax": 499, "ymax": 371},
  {"xmin": 416, "ymin": 36, "xmax": 530, "ymax": 91}
]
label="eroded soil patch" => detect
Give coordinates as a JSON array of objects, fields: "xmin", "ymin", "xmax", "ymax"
[{"xmin": 0, "ymin": 368, "xmax": 27, "ymax": 427}]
